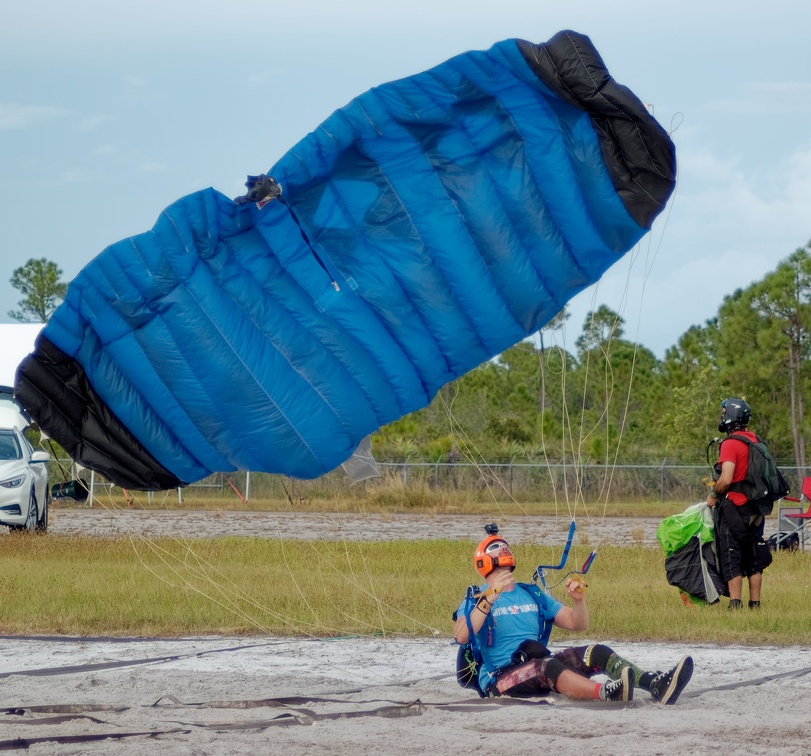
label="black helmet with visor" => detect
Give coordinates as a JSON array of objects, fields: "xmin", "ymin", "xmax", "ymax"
[{"xmin": 718, "ymin": 397, "xmax": 751, "ymax": 433}]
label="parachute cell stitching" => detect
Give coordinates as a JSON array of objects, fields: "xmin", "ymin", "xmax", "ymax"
[
  {"xmin": 445, "ymin": 48, "xmax": 594, "ymax": 293},
  {"xmin": 364, "ymin": 83, "xmax": 489, "ymax": 370},
  {"xmin": 207, "ymin": 234, "xmax": 375, "ymax": 437},
  {"xmin": 74, "ymin": 250, "xmax": 215, "ymax": 477},
  {"xmin": 433, "ymin": 57, "xmax": 575, "ymax": 319},
  {"xmin": 298, "ymin": 115, "xmax": 448, "ymax": 400}
]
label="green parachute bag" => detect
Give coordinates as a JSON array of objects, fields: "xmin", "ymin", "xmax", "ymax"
[{"xmin": 656, "ymin": 502, "xmax": 715, "ymax": 558}]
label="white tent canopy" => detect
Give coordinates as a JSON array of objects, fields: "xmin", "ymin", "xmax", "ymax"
[{"xmin": 0, "ymin": 323, "xmax": 42, "ymax": 388}]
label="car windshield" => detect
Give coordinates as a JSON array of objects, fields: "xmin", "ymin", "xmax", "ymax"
[{"xmin": 0, "ymin": 430, "xmax": 22, "ymax": 461}]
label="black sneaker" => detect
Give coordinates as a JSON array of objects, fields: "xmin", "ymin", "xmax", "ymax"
[
  {"xmin": 649, "ymin": 656, "xmax": 694, "ymax": 705},
  {"xmin": 600, "ymin": 665, "xmax": 634, "ymax": 702}
]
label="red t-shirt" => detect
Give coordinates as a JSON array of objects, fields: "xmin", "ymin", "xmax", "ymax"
[{"xmin": 719, "ymin": 429, "xmax": 757, "ymax": 505}]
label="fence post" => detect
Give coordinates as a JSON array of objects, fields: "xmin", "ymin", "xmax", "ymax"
[
  {"xmin": 660, "ymin": 459, "xmax": 666, "ymax": 502},
  {"xmin": 245, "ymin": 471, "xmax": 251, "ymax": 503},
  {"xmin": 509, "ymin": 459, "xmax": 514, "ymax": 498},
  {"xmin": 435, "ymin": 456, "xmax": 440, "ymax": 487}
]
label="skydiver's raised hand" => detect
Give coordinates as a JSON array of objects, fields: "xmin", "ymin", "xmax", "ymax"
[
  {"xmin": 564, "ymin": 575, "xmax": 588, "ymax": 602},
  {"xmin": 488, "ymin": 568, "xmax": 516, "ymax": 596}
]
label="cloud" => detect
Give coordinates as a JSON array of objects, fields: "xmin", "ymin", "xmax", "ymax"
[
  {"xmin": 52, "ymin": 168, "xmax": 97, "ymax": 185},
  {"xmin": 0, "ymin": 102, "xmax": 68, "ymax": 129},
  {"xmin": 138, "ymin": 162, "xmax": 168, "ymax": 173},
  {"xmin": 708, "ymin": 81, "xmax": 811, "ymax": 115},
  {"xmin": 678, "ymin": 139, "xmax": 811, "ymax": 245},
  {"xmin": 564, "ymin": 138, "xmax": 811, "ymax": 359},
  {"xmin": 246, "ymin": 70, "xmax": 283, "ymax": 85},
  {"xmin": 92, "ymin": 144, "xmax": 119, "ymax": 157},
  {"xmin": 118, "ymin": 77, "xmax": 153, "ymax": 108},
  {"xmin": 75, "ymin": 114, "xmax": 114, "ymax": 132}
]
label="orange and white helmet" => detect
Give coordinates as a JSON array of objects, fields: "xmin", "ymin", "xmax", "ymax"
[{"xmin": 473, "ymin": 531, "xmax": 516, "ymax": 577}]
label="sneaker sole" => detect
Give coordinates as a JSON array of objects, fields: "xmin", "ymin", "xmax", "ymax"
[
  {"xmin": 620, "ymin": 665, "xmax": 634, "ymax": 702},
  {"xmin": 660, "ymin": 656, "xmax": 693, "ymax": 705}
]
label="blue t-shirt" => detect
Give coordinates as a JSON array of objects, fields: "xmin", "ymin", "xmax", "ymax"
[{"xmin": 456, "ymin": 584, "xmax": 563, "ymax": 692}]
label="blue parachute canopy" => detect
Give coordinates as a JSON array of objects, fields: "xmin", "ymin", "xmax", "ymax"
[{"xmin": 15, "ymin": 31, "xmax": 675, "ymax": 490}]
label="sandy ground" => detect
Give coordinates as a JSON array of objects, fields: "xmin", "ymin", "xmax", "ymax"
[
  {"xmin": 1, "ymin": 636, "xmax": 810, "ymax": 755},
  {"xmin": 2, "ymin": 508, "xmax": 806, "ymax": 754}
]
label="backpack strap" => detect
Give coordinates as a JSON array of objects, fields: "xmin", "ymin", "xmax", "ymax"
[
  {"xmin": 459, "ymin": 584, "xmax": 492, "ymax": 696},
  {"xmin": 462, "ymin": 585, "xmax": 479, "ymax": 650},
  {"xmin": 722, "ymin": 433, "xmax": 753, "ymax": 494},
  {"xmin": 721, "ymin": 432, "xmax": 755, "ymax": 451},
  {"xmin": 516, "ymin": 582, "xmax": 555, "ymax": 645}
]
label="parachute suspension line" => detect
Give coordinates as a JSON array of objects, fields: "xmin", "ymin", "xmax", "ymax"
[
  {"xmin": 96, "ymin": 488, "xmax": 338, "ymax": 637},
  {"xmin": 96, "ymin": 489, "xmax": 445, "ymax": 684},
  {"xmin": 537, "ymin": 329, "xmax": 577, "ymax": 524},
  {"xmin": 584, "ymin": 239, "xmax": 647, "ymax": 517},
  {"xmin": 570, "ymin": 182, "xmax": 677, "ymax": 520},
  {"xmin": 126, "ymin": 490, "xmax": 429, "ymax": 640},
  {"xmin": 436, "ymin": 383, "xmax": 527, "ymax": 519},
  {"xmin": 65, "ymin": 478, "xmax": 420, "ymax": 643},
  {"xmin": 600, "ymin": 245, "xmax": 644, "ymax": 519},
  {"xmin": 567, "ymin": 283, "xmax": 627, "ymax": 519},
  {"xmin": 572, "ymin": 309, "xmax": 599, "ymax": 512},
  {"xmin": 437, "ymin": 389, "xmax": 513, "ymax": 509},
  {"xmin": 537, "ymin": 334, "xmax": 561, "ymax": 515},
  {"xmin": 85, "ymin": 490, "xmax": 315, "ymax": 636},
  {"xmin": 42, "ymin": 438, "xmax": 70, "ymax": 483},
  {"xmin": 600, "ymin": 173, "xmax": 679, "ymax": 516},
  {"xmin": 558, "ymin": 329, "xmax": 588, "ymax": 520},
  {"xmin": 273, "ymin": 479, "xmax": 417, "ymax": 635},
  {"xmin": 268, "ymin": 480, "xmax": 443, "ymax": 638}
]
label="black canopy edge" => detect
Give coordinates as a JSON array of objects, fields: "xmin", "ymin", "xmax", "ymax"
[
  {"xmin": 517, "ymin": 31, "xmax": 677, "ymax": 230},
  {"xmin": 14, "ymin": 336, "xmax": 185, "ymax": 491}
]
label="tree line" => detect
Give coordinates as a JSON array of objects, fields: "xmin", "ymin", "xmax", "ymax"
[
  {"xmin": 374, "ymin": 240, "xmax": 811, "ymax": 473},
  {"xmin": 10, "ymin": 242, "xmax": 811, "ymax": 472}
]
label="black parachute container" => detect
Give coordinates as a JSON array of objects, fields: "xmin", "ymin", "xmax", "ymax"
[{"xmin": 665, "ymin": 536, "xmax": 728, "ymax": 605}]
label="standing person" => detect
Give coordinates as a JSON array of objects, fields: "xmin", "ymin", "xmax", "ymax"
[
  {"xmin": 706, "ymin": 397, "xmax": 773, "ymax": 609},
  {"xmin": 452, "ymin": 528, "xmax": 693, "ymax": 703}
]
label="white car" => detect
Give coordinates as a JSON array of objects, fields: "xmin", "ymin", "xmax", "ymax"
[{"xmin": 0, "ymin": 406, "xmax": 50, "ymax": 532}]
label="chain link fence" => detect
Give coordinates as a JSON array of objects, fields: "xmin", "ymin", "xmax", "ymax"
[{"xmin": 51, "ymin": 459, "xmax": 808, "ymax": 505}]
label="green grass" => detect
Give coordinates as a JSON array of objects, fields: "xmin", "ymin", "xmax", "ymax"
[{"xmin": 1, "ymin": 534, "xmax": 809, "ymax": 644}]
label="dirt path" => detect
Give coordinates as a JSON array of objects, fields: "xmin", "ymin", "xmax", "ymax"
[{"xmin": 40, "ymin": 507, "xmax": 666, "ymax": 547}]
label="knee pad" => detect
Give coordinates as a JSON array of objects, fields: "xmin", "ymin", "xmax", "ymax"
[{"xmin": 543, "ymin": 657, "xmax": 568, "ymax": 687}]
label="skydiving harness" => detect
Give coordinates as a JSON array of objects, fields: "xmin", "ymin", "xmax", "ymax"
[
  {"xmin": 705, "ymin": 434, "xmax": 790, "ymax": 515},
  {"xmin": 454, "ymin": 582, "xmax": 552, "ymax": 697},
  {"xmin": 453, "ymin": 521, "xmax": 596, "ymax": 696}
]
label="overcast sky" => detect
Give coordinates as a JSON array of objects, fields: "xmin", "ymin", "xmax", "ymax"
[{"xmin": 1, "ymin": 0, "xmax": 809, "ymax": 359}]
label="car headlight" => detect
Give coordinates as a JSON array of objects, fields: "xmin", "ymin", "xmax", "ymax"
[{"xmin": 1, "ymin": 476, "xmax": 25, "ymax": 488}]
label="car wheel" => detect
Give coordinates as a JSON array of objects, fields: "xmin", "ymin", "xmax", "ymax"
[
  {"xmin": 35, "ymin": 489, "xmax": 49, "ymax": 533},
  {"xmin": 13, "ymin": 490, "xmax": 38, "ymax": 533}
]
